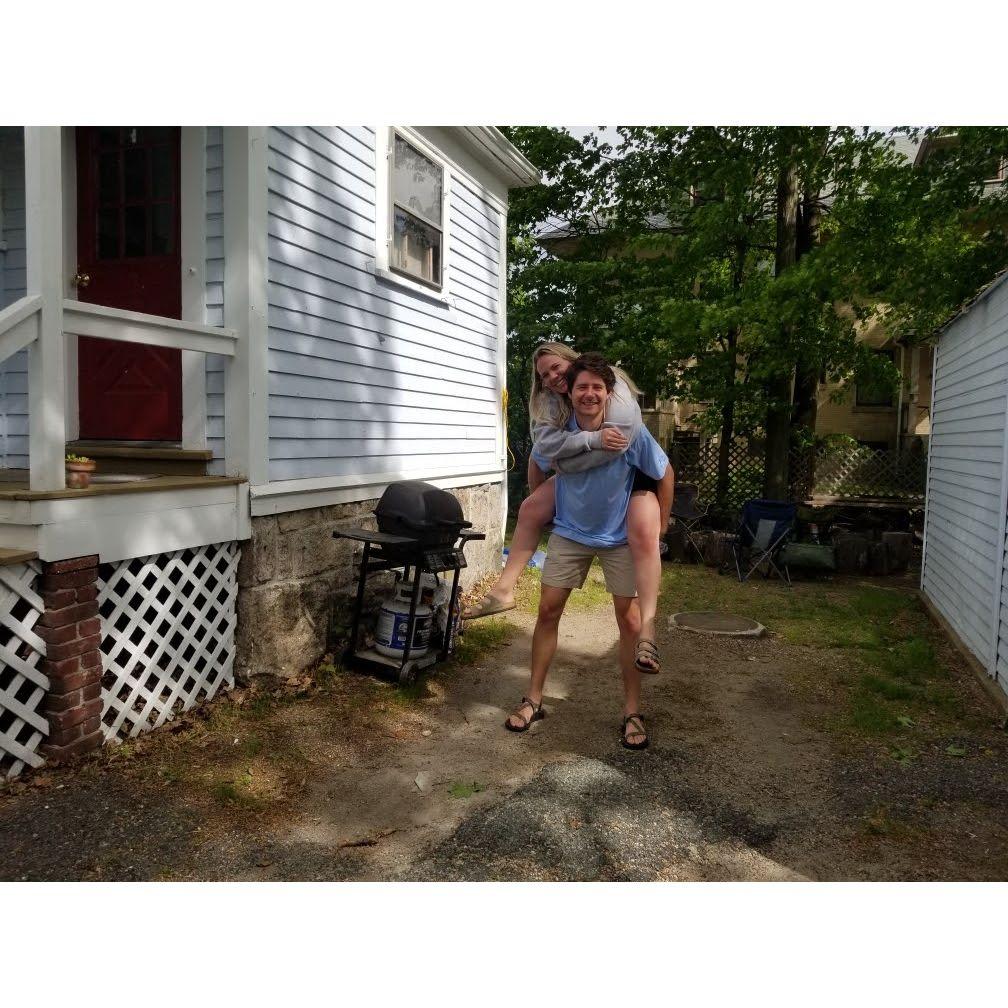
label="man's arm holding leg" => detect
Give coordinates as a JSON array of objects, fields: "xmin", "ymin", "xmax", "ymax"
[{"xmin": 528, "ymin": 456, "xmax": 548, "ymax": 492}]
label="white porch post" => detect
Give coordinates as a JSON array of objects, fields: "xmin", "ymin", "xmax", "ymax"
[
  {"xmin": 25, "ymin": 127, "xmax": 67, "ymax": 491},
  {"xmin": 222, "ymin": 126, "xmax": 269, "ymax": 484}
]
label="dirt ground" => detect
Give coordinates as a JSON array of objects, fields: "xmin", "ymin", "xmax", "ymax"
[{"xmin": 2, "ymin": 562, "xmax": 1008, "ymax": 882}]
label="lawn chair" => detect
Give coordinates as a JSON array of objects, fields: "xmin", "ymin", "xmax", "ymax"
[
  {"xmin": 730, "ymin": 499, "xmax": 797, "ymax": 586},
  {"xmin": 670, "ymin": 482, "xmax": 709, "ymax": 563}
]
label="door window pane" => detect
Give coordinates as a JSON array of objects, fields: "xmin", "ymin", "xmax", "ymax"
[
  {"xmin": 151, "ymin": 146, "xmax": 173, "ymax": 200},
  {"xmin": 124, "ymin": 205, "xmax": 148, "ymax": 257},
  {"xmin": 98, "ymin": 207, "xmax": 120, "ymax": 259},
  {"xmin": 151, "ymin": 203, "xmax": 173, "ymax": 255},
  {"xmin": 124, "ymin": 146, "xmax": 147, "ymax": 201},
  {"xmin": 99, "ymin": 152, "xmax": 119, "ymax": 204}
]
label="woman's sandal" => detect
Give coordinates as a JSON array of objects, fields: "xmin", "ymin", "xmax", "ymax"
[
  {"xmin": 504, "ymin": 696, "xmax": 545, "ymax": 733},
  {"xmin": 621, "ymin": 713, "xmax": 649, "ymax": 750},
  {"xmin": 634, "ymin": 639, "xmax": 661, "ymax": 675},
  {"xmin": 463, "ymin": 595, "xmax": 516, "ymax": 621}
]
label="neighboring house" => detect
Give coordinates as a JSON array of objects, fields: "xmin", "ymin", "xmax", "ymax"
[
  {"xmin": 921, "ymin": 269, "xmax": 1008, "ymax": 709},
  {"xmin": 814, "ymin": 319, "xmax": 934, "ymax": 452},
  {"xmin": 0, "ymin": 126, "xmax": 538, "ymax": 778}
]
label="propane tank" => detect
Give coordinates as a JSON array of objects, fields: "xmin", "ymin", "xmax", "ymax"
[{"xmin": 374, "ymin": 579, "xmax": 434, "ymax": 658}]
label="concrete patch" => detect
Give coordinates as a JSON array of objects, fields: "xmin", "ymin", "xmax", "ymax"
[{"xmin": 670, "ymin": 610, "xmax": 766, "ymax": 637}]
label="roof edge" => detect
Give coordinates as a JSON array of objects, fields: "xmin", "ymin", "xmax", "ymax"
[
  {"xmin": 937, "ymin": 269, "xmax": 1008, "ymax": 337},
  {"xmin": 453, "ymin": 127, "xmax": 541, "ymax": 188}
]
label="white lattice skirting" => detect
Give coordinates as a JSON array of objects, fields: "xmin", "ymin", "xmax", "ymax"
[
  {"xmin": 0, "ymin": 561, "xmax": 48, "ymax": 779},
  {"xmin": 98, "ymin": 542, "xmax": 239, "ymax": 741}
]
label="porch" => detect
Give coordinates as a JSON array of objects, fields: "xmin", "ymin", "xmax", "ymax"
[
  {"xmin": 0, "ymin": 126, "xmax": 260, "ymax": 560},
  {"xmin": 0, "ymin": 127, "xmax": 260, "ymax": 778}
]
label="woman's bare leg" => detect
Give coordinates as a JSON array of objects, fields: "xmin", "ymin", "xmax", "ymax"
[
  {"xmin": 463, "ymin": 479, "xmax": 555, "ymax": 617},
  {"xmin": 627, "ymin": 490, "xmax": 661, "ymax": 667}
]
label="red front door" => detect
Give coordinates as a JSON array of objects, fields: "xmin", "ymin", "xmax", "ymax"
[{"xmin": 76, "ymin": 126, "xmax": 183, "ymax": 441}]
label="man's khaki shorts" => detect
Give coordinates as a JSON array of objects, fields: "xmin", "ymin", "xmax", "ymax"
[{"xmin": 541, "ymin": 532, "xmax": 637, "ymax": 598}]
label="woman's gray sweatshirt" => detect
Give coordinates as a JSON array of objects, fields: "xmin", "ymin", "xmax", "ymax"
[{"xmin": 531, "ymin": 377, "xmax": 643, "ymax": 474}]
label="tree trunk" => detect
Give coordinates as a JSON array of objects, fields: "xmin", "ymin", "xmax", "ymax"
[
  {"xmin": 791, "ymin": 189, "xmax": 823, "ymax": 436},
  {"xmin": 763, "ymin": 149, "xmax": 800, "ymax": 501}
]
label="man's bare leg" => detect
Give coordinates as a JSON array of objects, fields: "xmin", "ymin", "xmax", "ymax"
[
  {"xmin": 506, "ymin": 583, "xmax": 571, "ymax": 729},
  {"xmin": 465, "ymin": 480, "xmax": 556, "ymax": 618},
  {"xmin": 612, "ymin": 595, "xmax": 645, "ymax": 744}
]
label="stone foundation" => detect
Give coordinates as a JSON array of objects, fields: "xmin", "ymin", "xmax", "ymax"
[{"xmin": 234, "ymin": 482, "xmax": 504, "ymax": 682}]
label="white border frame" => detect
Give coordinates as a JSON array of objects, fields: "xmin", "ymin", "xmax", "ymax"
[{"xmin": 372, "ymin": 126, "xmax": 453, "ymax": 306}]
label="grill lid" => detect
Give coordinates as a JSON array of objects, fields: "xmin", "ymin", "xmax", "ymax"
[{"xmin": 374, "ymin": 480, "xmax": 471, "ymax": 543}]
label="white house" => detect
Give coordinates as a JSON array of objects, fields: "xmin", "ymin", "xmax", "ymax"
[
  {"xmin": 921, "ymin": 269, "xmax": 1008, "ymax": 711},
  {"xmin": 0, "ymin": 126, "xmax": 539, "ymax": 778}
]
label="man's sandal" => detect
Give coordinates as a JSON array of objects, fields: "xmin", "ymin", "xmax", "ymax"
[
  {"xmin": 462, "ymin": 595, "xmax": 516, "ymax": 621},
  {"xmin": 621, "ymin": 713, "xmax": 649, "ymax": 750},
  {"xmin": 504, "ymin": 696, "xmax": 545, "ymax": 733},
  {"xmin": 634, "ymin": 639, "xmax": 661, "ymax": 675}
]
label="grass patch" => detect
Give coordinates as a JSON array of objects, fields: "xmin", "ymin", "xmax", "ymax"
[
  {"xmin": 454, "ymin": 617, "xmax": 518, "ymax": 665},
  {"xmin": 658, "ymin": 563, "xmax": 968, "ymax": 739},
  {"xmin": 448, "ymin": 780, "xmax": 485, "ymax": 799},
  {"xmin": 211, "ymin": 778, "xmax": 259, "ymax": 807}
]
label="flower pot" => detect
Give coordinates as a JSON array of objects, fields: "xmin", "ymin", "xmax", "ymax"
[{"xmin": 66, "ymin": 460, "xmax": 96, "ymax": 489}]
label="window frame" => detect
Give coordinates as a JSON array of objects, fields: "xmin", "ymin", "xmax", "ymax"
[
  {"xmin": 854, "ymin": 348, "xmax": 897, "ymax": 409},
  {"xmin": 373, "ymin": 127, "xmax": 452, "ymax": 303}
]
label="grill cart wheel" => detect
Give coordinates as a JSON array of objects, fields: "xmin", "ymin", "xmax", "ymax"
[{"xmin": 398, "ymin": 659, "xmax": 420, "ymax": 686}]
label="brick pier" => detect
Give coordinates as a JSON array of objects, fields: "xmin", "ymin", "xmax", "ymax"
[{"xmin": 37, "ymin": 554, "xmax": 104, "ymax": 762}]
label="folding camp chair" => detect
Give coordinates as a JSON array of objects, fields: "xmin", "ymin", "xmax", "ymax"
[
  {"xmin": 670, "ymin": 483, "xmax": 709, "ymax": 563},
  {"xmin": 730, "ymin": 499, "xmax": 797, "ymax": 586}
]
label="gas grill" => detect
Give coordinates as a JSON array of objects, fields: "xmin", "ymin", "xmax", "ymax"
[{"xmin": 334, "ymin": 481, "xmax": 486, "ymax": 684}]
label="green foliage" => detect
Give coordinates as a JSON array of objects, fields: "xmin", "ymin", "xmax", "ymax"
[
  {"xmin": 499, "ymin": 125, "xmax": 1008, "ymax": 505},
  {"xmin": 448, "ymin": 780, "xmax": 485, "ymax": 799}
]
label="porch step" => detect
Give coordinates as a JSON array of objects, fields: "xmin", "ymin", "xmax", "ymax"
[
  {"xmin": 0, "ymin": 547, "xmax": 38, "ymax": 567},
  {"xmin": 66, "ymin": 442, "xmax": 213, "ymax": 477}
]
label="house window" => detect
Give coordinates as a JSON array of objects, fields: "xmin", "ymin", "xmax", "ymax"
[
  {"xmin": 390, "ymin": 133, "xmax": 443, "ymax": 289},
  {"xmin": 855, "ymin": 350, "xmax": 895, "ymax": 408},
  {"xmin": 984, "ymin": 156, "xmax": 1007, "ymax": 184}
]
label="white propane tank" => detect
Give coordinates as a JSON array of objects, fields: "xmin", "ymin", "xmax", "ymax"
[{"xmin": 375, "ymin": 580, "xmax": 434, "ymax": 658}]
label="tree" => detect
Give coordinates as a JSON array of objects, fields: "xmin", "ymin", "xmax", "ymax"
[{"xmin": 500, "ymin": 125, "xmax": 1008, "ymax": 505}]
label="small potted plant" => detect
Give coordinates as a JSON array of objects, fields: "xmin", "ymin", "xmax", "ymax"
[{"xmin": 65, "ymin": 453, "xmax": 96, "ymax": 489}]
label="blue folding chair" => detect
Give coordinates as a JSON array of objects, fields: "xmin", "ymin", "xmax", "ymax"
[{"xmin": 730, "ymin": 499, "xmax": 797, "ymax": 586}]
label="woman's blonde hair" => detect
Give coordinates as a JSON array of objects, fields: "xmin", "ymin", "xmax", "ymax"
[
  {"xmin": 529, "ymin": 342, "xmax": 579, "ymax": 428},
  {"xmin": 527, "ymin": 341, "xmax": 639, "ymax": 431}
]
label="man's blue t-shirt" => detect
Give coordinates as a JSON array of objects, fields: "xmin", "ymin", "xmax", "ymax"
[{"xmin": 532, "ymin": 421, "xmax": 668, "ymax": 548}]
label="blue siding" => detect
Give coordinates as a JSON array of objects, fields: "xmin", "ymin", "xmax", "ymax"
[
  {"xmin": 265, "ymin": 127, "xmax": 501, "ymax": 483},
  {"xmin": 205, "ymin": 127, "xmax": 225, "ymax": 474},
  {"xmin": 0, "ymin": 127, "xmax": 28, "ymax": 469}
]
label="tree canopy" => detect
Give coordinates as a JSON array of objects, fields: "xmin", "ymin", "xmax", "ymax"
[{"xmin": 500, "ymin": 125, "xmax": 1008, "ymax": 501}]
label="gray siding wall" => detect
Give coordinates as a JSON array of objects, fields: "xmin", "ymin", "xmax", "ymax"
[
  {"xmin": 0, "ymin": 127, "xmax": 28, "ymax": 469},
  {"xmin": 205, "ymin": 127, "xmax": 225, "ymax": 474},
  {"xmin": 265, "ymin": 126, "xmax": 500, "ymax": 483},
  {"xmin": 923, "ymin": 277, "xmax": 1008, "ymax": 676}
]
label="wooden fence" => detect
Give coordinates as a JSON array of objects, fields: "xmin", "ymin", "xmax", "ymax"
[{"xmin": 670, "ymin": 441, "xmax": 927, "ymax": 507}]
